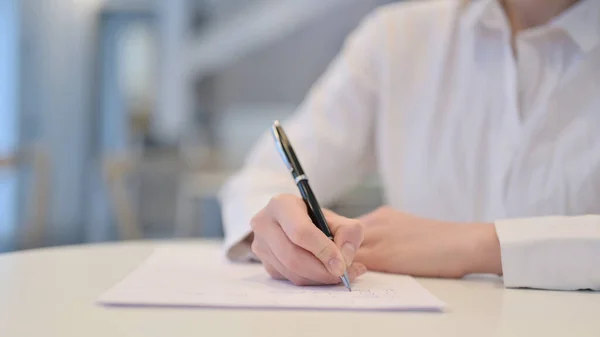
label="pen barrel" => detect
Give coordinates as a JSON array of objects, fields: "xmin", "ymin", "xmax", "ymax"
[{"xmin": 297, "ymin": 180, "xmax": 333, "ymax": 238}]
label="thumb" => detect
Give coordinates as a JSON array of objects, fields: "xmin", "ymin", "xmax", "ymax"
[{"xmin": 325, "ymin": 212, "xmax": 364, "ymax": 267}]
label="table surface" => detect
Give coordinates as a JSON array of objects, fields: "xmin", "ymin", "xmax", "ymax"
[{"xmin": 1, "ymin": 240, "xmax": 598, "ymax": 337}]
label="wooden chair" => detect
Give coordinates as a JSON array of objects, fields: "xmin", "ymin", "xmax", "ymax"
[
  {"xmin": 0, "ymin": 146, "xmax": 50, "ymax": 249},
  {"xmin": 102, "ymin": 155, "xmax": 142, "ymax": 240},
  {"xmin": 174, "ymin": 170, "xmax": 229, "ymax": 238}
]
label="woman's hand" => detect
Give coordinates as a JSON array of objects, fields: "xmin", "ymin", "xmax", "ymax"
[
  {"xmin": 355, "ymin": 207, "xmax": 502, "ymax": 278},
  {"xmin": 250, "ymin": 194, "xmax": 367, "ymax": 286}
]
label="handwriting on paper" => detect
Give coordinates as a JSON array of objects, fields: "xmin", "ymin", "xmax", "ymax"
[{"xmin": 99, "ymin": 247, "xmax": 446, "ymax": 311}]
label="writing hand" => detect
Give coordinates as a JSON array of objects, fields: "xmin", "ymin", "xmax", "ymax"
[{"xmin": 250, "ymin": 194, "xmax": 366, "ymax": 286}]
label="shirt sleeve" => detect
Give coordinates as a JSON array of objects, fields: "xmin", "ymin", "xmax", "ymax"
[
  {"xmin": 218, "ymin": 9, "xmax": 385, "ymax": 261},
  {"xmin": 495, "ymin": 215, "xmax": 600, "ymax": 291}
]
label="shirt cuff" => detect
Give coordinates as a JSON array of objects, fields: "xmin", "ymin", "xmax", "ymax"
[
  {"xmin": 223, "ymin": 225, "xmax": 258, "ymax": 262},
  {"xmin": 220, "ymin": 191, "xmax": 275, "ymax": 263},
  {"xmin": 495, "ymin": 215, "xmax": 600, "ymax": 291}
]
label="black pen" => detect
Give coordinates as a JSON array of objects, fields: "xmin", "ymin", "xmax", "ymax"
[{"xmin": 270, "ymin": 120, "xmax": 352, "ymax": 291}]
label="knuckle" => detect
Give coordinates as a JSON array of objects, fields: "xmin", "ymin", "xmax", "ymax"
[
  {"xmin": 315, "ymin": 244, "xmax": 334, "ymax": 261},
  {"xmin": 249, "ymin": 212, "xmax": 265, "ymax": 231}
]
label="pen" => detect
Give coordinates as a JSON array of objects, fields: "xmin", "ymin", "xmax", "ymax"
[{"xmin": 270, "ymin": 120, "xmax": 352, "ymax": 291}]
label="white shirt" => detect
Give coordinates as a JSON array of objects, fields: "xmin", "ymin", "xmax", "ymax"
[{"xmin": 219, "ymin": 0, "xmax": 600, "ymax": 291}]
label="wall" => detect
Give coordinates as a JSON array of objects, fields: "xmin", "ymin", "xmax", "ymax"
[
  {"xmin": 19, "ymin": 0, "xmax": 101, "ymax": 245},
  {"xmin": 214, "ymin": 1, "xmax": 371, "ymax": 106},
  {"xmin": 9, "ymin": 0, "xmax": 396, "ymax": 247},
  {"xmin": 215, "ymin": 0, "xmax": 396, "ymax": 106},
  {"xmin": 210, "ymin": 0, "xmax": 384, "ymax": 164}
]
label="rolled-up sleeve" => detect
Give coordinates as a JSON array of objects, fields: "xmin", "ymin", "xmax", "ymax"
[
  {"xmin": 218, "ymin": 9, "xmax": 386, "ymax": 261},
  {"xmin": 495, "ymin": 215, "xmax": 600, "ymax": 291}
]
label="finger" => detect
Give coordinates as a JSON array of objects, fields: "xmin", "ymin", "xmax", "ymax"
[
  {"xmin": 253, "ymin": 237, "xmax": 312, "ymax": 284},
  {"xmin": 262, "ymin": 240, "xmax": 325, "ymax": 286},
  {"xmin": 252, "ymin": 207, "xmax": 338, "ymax": 282},
  {"xmin": 268, "ymin": 251, "xmax": 367, "ymax": 286},
  {"xmin": 263, "ymin": 219, "xmax": 342, "ymax": 284},
  {"xmin": 254, "ymin": 237, "xmax": 367, "ymax": 285},
  {"xmin": 267, "ymin": 196, "xmax": 345, "ymax": 276},
  {"xmin": 252, "ymin": 204, "xmax": 350, "ymax": 283},
  {"xmin": 325, "ymin": 212, "xmax": 364, "ymax": 267},
  {"xmin": 266, "ymin": 235, "xmax": 368, "ymax": 286}
]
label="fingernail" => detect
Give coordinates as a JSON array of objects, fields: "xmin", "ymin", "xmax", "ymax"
[
  {"xmin": 341, "ymin": 243, "xmax": 356, "ymax": 266},
  {"xmin": 328, "ymin": 258, "xmax": 345, "ymax": 276}
]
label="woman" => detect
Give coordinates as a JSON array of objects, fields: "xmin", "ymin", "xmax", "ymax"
[{"xmin": 219, "ymin": 0, "xmax": 600, "ymax": 291}]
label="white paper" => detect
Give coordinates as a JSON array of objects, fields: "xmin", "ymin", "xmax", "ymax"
[{"xmin": 98, "ymin": 246, "xmax": 446, "ymax": 311}]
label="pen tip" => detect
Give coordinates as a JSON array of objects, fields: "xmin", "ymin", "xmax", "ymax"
[
  {"xmin": 273, "ymin": 120, "xmax": 281, "ymax": 127},
  {"xmin": 341, "ymin": 271, "xmax": 351, "ymax": 292}
]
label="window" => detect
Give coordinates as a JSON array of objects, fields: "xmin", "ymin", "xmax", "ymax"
[{"xmin": 0, "ymin": 0, "xmax": 19, "ymax": 251}]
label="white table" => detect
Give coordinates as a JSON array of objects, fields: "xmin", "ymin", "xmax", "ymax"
[{"xmin": 1, "ymin": 240, "xmax": 598, "ymax": 337}]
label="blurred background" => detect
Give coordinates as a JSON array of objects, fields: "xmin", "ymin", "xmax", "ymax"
[{"xmin": 0, "ymin": 0, "xmax": 398, "ymax": 253}]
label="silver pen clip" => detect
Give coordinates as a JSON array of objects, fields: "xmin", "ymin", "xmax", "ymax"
[{"xmin": 270, "ymin": 121, "xmax": 293, "ymax": 172}]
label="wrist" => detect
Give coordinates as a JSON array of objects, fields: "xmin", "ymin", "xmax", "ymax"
[{"xmin": 461, "ymin": 223, "xmax": 503, "ymax": 275}]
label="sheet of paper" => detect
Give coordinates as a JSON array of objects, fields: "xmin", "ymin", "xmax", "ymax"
[{"xmin": 98, "ymin": 246, "xmax": 446, "ymax": 311}]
